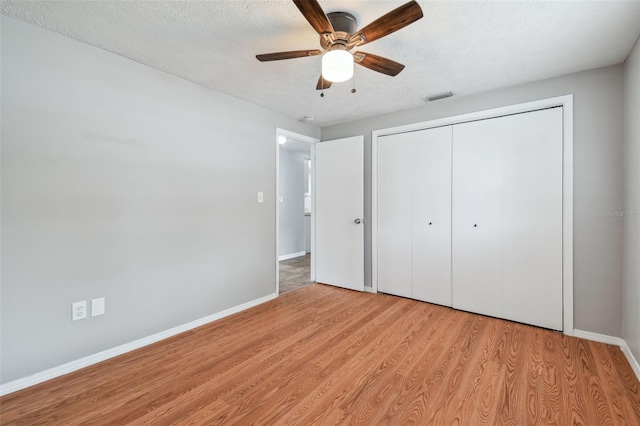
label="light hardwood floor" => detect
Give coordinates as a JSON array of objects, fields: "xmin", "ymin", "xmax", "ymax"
[{"xmin": 1, "ymin": 284, "xmax": 639, "ymax": 425}]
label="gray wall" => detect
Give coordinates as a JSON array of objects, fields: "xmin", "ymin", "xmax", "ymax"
[
  {"xmin": 0, "ymin": 16, "xmax": 319, "ymax": 384},
  {"xmin": 322, "ymin": 65, "xmax": 625, "ymax": 337},
  {"xmin": 623, "ymin": 36, "xmax": 640, "ymax": 364},
  {"xmin": 278, "ymin": 148, "xmax": 307, "ymax": 257}
]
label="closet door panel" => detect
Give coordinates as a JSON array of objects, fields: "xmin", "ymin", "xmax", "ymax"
[
  {"xmin": 501, "ymin": 108, "xmax": 563, "ymax": 330},
  {"xmin": 452, "ymin": 121, "xmax": 503, "ymax": 318},
  {"xmin": 377, "ymin": 134, "xmax": 413, "ymax": 298},
  {"xmin": 412, "ymin": 126, "xmax": 452, "ymax": 306}
]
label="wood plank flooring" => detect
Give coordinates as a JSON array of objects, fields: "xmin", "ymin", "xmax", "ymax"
[{"xmin": 1, "ymin": 284, "xmax": 639, "ymax": 425}]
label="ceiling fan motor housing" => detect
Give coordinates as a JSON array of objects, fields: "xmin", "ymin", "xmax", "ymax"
[{"xmin": 321, "ymin": 12, "xmax": 358, "ymax": 50}]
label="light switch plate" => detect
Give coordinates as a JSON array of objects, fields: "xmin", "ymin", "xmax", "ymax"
[
  {"xmin": 257, "ymin": 192, "xmax": 264, "ymax": 203},
  {"xmin": 91, "ymin": 297, "xmax": 105, "ymax": 317}
]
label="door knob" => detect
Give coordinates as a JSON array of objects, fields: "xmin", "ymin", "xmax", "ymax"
[
  {"xmin": 473, "ymin": 224, "xmax": 478, "ymax": 227},
  {"xmin": 354, "ymin": 218, "xmax": 362, "ymax": 224}
]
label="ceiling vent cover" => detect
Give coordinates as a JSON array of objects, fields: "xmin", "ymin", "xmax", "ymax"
[{"xmin": 423, "ymin": 92, "xmax": 454, "ymax": 102}]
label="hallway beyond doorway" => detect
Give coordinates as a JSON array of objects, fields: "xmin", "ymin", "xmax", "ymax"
[{"xmin": 279, "ymin": 254, "xmax": 312, "ymax": 294}]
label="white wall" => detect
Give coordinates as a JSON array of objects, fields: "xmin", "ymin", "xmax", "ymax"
[
  {"xmin": 322, "ymin": 65, "xmax": 625, "ymax": 337},
  {"xmin": 623, "ymin": 36, "xmax": 640, "ymax": 365},
  {"xmin": 278, "ymin": 148, "xmax": 307, "ymax": 257},
  {"xmin": 0, "ymin": 16, "xmax": 319, "ymax": 384}
]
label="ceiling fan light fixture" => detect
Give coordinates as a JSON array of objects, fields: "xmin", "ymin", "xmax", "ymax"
[{"xmin": 322, "ymin": 50, "xmax": 353, "ymax": 83}]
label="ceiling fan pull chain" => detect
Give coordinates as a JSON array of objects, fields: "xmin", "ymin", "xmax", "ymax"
[{"xmin": 351, "ymin": 71, "xmax": 356, "ymax": 94}]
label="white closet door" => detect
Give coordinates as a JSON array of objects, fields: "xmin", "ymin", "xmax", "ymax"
[
  {"xmin": 412, "ymin": 126, "xmax": 452, "ymax": 306},
  {"xmin": 452, "ymin": 121, "xmax": 503, "ymax": 318},
  {"xmin": 501, "ymin": 108, "xmax": 563, "ymax": 330},
  {"xmin": 377, "ymin": 134, "xmax": 413, "ymax": 298}
]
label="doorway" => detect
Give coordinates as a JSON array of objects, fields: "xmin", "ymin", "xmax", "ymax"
[{"xmin": 276, "ymin": 129, "xmax": 318, "ymax": 295}]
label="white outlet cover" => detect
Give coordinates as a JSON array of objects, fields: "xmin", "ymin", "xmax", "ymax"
[
  {"xmin": 72, "ymin": 301, "xmax": 87, "ymax": 321},
  {"xmin": 91, "ymin": 297, "xmax": 106, "ymax": 317}
]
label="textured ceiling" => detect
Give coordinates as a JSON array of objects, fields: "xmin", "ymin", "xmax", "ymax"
[{"xmin": 2, "ymin": 1, "xmax": 640, "ymax": 127}]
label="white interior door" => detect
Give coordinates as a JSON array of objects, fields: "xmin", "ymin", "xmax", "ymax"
[
  {"xmin": 377, "ymin": 126, "xmax": 452, "ymax": 304},
  {"xmin": 501, "ymin": 108, "xmax": 563, "ymax": 330},
  {"xmin": 315, "ymin": 136, "xmax": 364, "ymax": 291},
  {"xmin": 377, "ymin": 133, "xmax": 413, "ymax": 298},
  {"xmin": 452, "ymin": 121, "xmax": 503, "ymax": 319},
  {"xmin": 452, "ymin": 108, "xmax": 563, "ymax": 330},
  {"xmin": 412, "ymin": 126, "xmax": 452, "ymax": 306}
]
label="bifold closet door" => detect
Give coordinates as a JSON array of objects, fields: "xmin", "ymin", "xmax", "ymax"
[
  {"xmin": 412, "ymin": 126, "xmax": 452, "ymax": 306},
  {"xmin": 452, "ymin": 123, "xmax": 503, "ymax": 319},
  {"xmin": 500, "ymin": 108, "xmax": 563, "ymax": 330},
  {"xmin": 377, "ymin": 126, "xmax": 452, "ymax": 305},
  {"xmin": 452, "ymin": 107, "xmax": 563, "ymax": 330},
  {"xmin": 377, "ymin": 133, "xmax": 413, "ymax": 298}
]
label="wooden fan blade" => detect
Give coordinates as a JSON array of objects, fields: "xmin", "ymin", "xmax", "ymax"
[
  {"xmin": 316, "ymin": 75, "xmax": 333, "ymax": 90},
  {"xmin": 354, "ymin": 52, "xmax": 405, "ymax": 76},
  {"xmin": 352, "ymin": 1, "xmax": 423, "ymax": 45},
  {"xmin": 256, "ymin": 50, "xmax": 322, "ymax": 61},
  {"xmin": 293, "ymin": 0, "xmax": 334, "ymax": 35}
]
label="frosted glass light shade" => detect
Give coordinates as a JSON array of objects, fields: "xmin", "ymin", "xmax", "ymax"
[{"xmin": 322, "ymin": 50, "xmax": 354, "ymax": 83}]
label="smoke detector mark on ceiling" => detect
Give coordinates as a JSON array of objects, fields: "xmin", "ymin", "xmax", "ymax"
[{"xmin": 423, "ymin": 92, "xmax": 454, "ymax": 102}]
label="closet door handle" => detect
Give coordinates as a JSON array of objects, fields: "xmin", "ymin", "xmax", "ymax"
[
  {"xmin": 473, "ymin": 224, "xmax": 478, "ymax": 227},
  {"xmin": 354, "ymin": 218, "xmax": 362, "ymax": 224}
]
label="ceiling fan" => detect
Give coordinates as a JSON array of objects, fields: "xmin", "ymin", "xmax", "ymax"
[{"xmin": 256, "ymin": 0, "xmax": 423, "ymax": 92}]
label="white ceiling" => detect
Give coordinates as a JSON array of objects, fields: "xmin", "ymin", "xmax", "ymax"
[{"xmin": 2, "ymin": 1, "xmax": 640, "ymax": 127}]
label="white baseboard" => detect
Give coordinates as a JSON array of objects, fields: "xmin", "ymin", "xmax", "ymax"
[
  {"xmin": 620, "ymin": 341, "xmax": 640, "ymax": 382},
  {"xmin": 364, "ymin": 286, "xmax": 376, "ymax": 294},
  {"xmin": 573, "ymin": 329, "xmax": 640, "ymax": 382},
  {"xmin": 279, "ymin": 251, "xmax": 306, "ymax": 261},
  {"xmin": 0, "ymin": 292, "xmax": 278, "ymax": 396},
  {"xmin": 572, "ymin": 329, "xmax": 625, "ymax": 346}
]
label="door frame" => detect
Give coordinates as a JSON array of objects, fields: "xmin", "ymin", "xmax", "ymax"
[
  {"xmin": 371, "ymin": 95, "xmax": 574, "ymax": 335},
  {"xmin": 275, "ymin": 128, "xmax": 320, "ymax": 295}
]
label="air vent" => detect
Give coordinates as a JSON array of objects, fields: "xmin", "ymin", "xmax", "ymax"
[{"xmin": 423, "ymin": 92, "xmax": 454, "ymax": 102}]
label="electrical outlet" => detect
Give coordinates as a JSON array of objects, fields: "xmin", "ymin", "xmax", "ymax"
[{"xmin": 72, "ymin": 301, "xmax": 87, "ymax": 321}]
